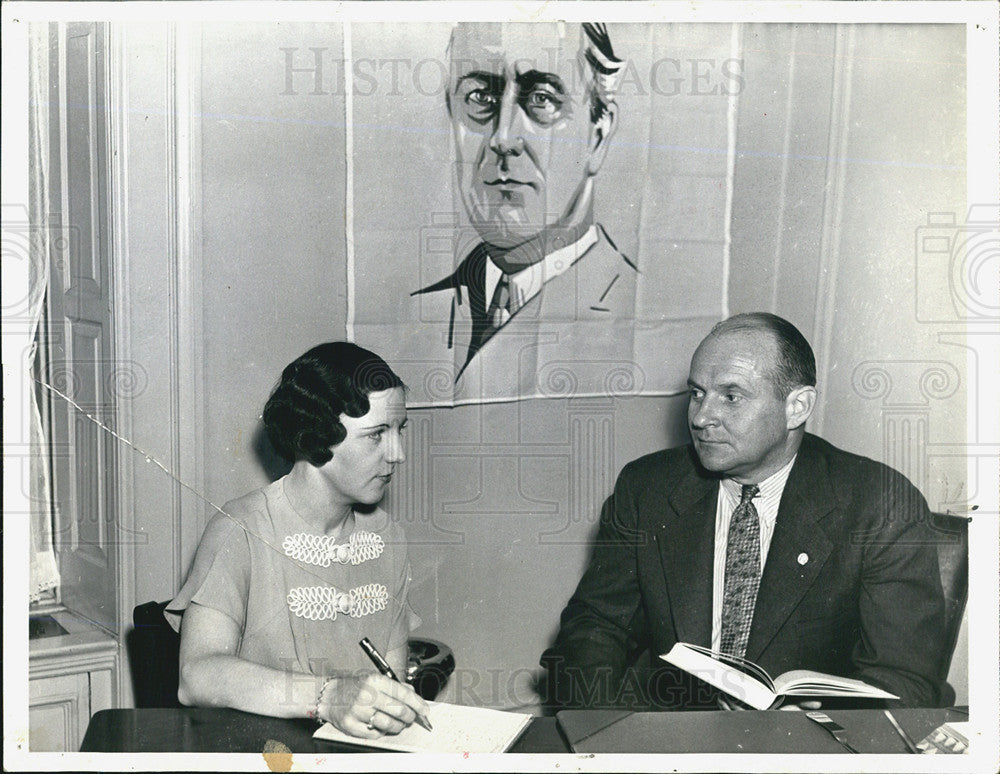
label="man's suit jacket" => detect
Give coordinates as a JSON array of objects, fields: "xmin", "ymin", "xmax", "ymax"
[
  {"xmin": 541, "ymin": 433, "xmax": 950, "ymax": 709},
  {"xmin": 411, "ymin": 226, "xmax": 693, "ymax": 402}
]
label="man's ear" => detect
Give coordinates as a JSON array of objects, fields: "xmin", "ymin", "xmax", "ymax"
[
  {"xmin": 785, "ymin": 385, "xmax": 816, "ymax": 431},
  {"xmin": 587, "ymin": 101, "xmax": 618, "ymax": 176}
]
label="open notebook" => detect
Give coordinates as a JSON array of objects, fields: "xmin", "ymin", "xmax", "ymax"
[{"xmin": 313, "ymin": 701, "xmax": 532, "ymax": 753}]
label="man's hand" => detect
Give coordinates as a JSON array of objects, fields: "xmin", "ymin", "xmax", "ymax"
[{"xmin": 716, "ymin": 695, "xmax": 822, "ymax": 711}]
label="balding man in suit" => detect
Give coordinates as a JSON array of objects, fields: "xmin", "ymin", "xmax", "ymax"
[{"xmin": 542, "ymin": 312, "xmax": 950, "ymax": 709}]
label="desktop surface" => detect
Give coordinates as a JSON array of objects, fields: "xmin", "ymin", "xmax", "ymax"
[
  {"xmin": 556, "ymin": 707, "xmax": 966, "ymax": 754},
  {"xmin": 80, "ymin": 707, "xmax": 563, "ymax": 754},
  {"xmin": 80, "ymin": 706, "xmax": 965, "ymax": 755}
]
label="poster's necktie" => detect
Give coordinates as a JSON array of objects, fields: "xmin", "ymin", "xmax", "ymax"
[
  {"xmin": 720, "ymin": 484, "xmax": 761, "ymax": 658},
  {"xmin": 486, "ymin": 275, "xmax": 511, "ymax": 329}
]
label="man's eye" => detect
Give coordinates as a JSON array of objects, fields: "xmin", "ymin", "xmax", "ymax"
[
  {"xmin": 527, "ymin": 90, "xmax": 556, "ymax": 108},
  {"xmin": 463, "ymin": 89, "xmax": 499, "ymax": 122},
  {"xmin": 725, "ymin": 393, "xmax": 741, "ymax": 403},
  {"xmin": 523, "ymin": 89, "xmax": 564, "ymax": 122},
  {"xmin": 466, "ymin": 90, "xmax": 498, "ymax": 107},
  {"xmin": 689, "ymin": 389, "xmax": 704, "ymax": 401}
]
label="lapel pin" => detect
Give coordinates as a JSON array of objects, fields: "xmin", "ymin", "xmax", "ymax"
[{"xmin": 797, "ymin": 552, "xmax": 809, "ymax": 566}]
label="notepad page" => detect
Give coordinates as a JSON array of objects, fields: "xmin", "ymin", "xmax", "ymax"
[{"xmin": 313, "ymin": 701, "xmax": 532, "ymax": 753}]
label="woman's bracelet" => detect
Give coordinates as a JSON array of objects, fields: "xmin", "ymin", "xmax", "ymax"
[{"xmin": 311, "ymin": 676, "xmax": 335, "ymax": 724}]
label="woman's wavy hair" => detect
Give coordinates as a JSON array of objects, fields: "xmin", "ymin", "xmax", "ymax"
[{"xmin": 262, "ymin": 342, "xmax": 404, "ymax": 466}]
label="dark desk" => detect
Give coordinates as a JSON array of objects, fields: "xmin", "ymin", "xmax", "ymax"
[
  {"xmin": 80, "ymin": 707, "xmax": 564, "ymax": 753},
  {"xmin": 557, "ymin": 707, "xmax": 967, "ymax": 754},
  {"xmin": 80, "ymin": 706, "xmax": 965, "ymax": 755}
]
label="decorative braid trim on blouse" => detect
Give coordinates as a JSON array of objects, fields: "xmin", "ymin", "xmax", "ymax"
[
  {"xmin": 286, "ymin": 584, "xmax": 389, "ymax": 620},
  {"xmin": 282, "ymin": 530, "xmax": 385, "ymax": 567}
]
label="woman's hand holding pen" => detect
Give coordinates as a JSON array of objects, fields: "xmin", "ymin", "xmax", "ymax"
[{"xmin": 319, "ymin": 672, "xmax": 431, "ymax": 738}]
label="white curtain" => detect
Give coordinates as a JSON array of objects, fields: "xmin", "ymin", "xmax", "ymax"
[{"xmin": 28, "ymin": 24, "xmax": 60, "ymax": 602}]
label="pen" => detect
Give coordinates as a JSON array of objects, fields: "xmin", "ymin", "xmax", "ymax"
[{"xmin": 359, "ymin": 637, "xmax": 433, "ymax": 732}]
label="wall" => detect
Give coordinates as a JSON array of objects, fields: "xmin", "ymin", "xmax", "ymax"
[
  {"xmin": 729, "ymin": 23, "xmax": 968, "ymax": 701},
  {"xmin": 120, "ymin": 21, "xmax": 969, "ymax": 708},
  {"xmin": 198, "ymin": 22, "xmax": 349, "ymax": 511}
]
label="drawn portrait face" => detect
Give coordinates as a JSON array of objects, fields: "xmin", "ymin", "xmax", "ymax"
[{"xmin": 447, "ymin": 23, "xmax": 618, "ymax": 258}]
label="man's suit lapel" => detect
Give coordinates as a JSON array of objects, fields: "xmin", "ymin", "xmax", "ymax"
[
  {"xmin": 745, "ymin": 441, "xmax": 836, "ymax": 663},
  {"xmin": 660, "ymin": 458, "xmax": 718, "ymax": 648}
]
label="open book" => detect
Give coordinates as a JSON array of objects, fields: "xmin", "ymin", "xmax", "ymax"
[
  {"xmin": 661, "ymin": 642, "xmax": 898, "ymax": 711},
  {"xmin": 313, "ymin": 700, "xmax": 532, "ymax": 753}
]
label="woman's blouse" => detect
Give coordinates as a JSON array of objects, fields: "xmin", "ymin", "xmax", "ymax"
[{"xmin": 166, "ymin": 478, "xmax": 419, "ymax": 676}]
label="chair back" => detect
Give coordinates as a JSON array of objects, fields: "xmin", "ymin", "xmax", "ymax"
[
  {"xmin": 129, "ymin": 601, "xmax": 182, "ymax": 708},
  {"xmin": 931, "ymin": 512, "xmax": 969, "ymax": 703}
]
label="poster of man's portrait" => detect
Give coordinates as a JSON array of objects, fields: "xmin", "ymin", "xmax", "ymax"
[{"xmin": 350, "ymin": 22, "xmax": 734, "ymax": 405}]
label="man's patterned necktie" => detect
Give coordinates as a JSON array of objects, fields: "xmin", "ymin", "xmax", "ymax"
[{"xmin": 720, "ymin": 483, "xmax": 761, "ymax": 658}]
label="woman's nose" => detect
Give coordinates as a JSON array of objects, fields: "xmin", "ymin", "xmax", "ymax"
[{"xmin": 384, "ymin": 431, "xmax": 406, "ymax": 465}]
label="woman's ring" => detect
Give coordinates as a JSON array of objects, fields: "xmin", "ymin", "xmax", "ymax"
[{"xmin": 367, "ymin": 711, "xmax": 378, "ymax": 731}]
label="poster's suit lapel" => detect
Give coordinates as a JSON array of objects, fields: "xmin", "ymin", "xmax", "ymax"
[{"xmin": 412, "ymin": 227, "xmax": 637, "ymax": 380}]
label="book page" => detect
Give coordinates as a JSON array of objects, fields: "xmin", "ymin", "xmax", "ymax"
[
  {"xmin": 774, "ymin": 670, "xmax": 898, "ymax": 699},
  {"xmin": 679, "ymin": 642, "xmax": 775, "ymax": 686},
  {"xmin": 313, "ymin": 701, "xmax": 532, "ymax": 753},
  {"xmin": 660, "ymin": 643, "xmax": 777, "ymax": 710}
]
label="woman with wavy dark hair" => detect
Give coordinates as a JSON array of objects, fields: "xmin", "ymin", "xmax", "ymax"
[{"xmin": 167, "ymin": 342, "xmax": 428, "ymax": 738}]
